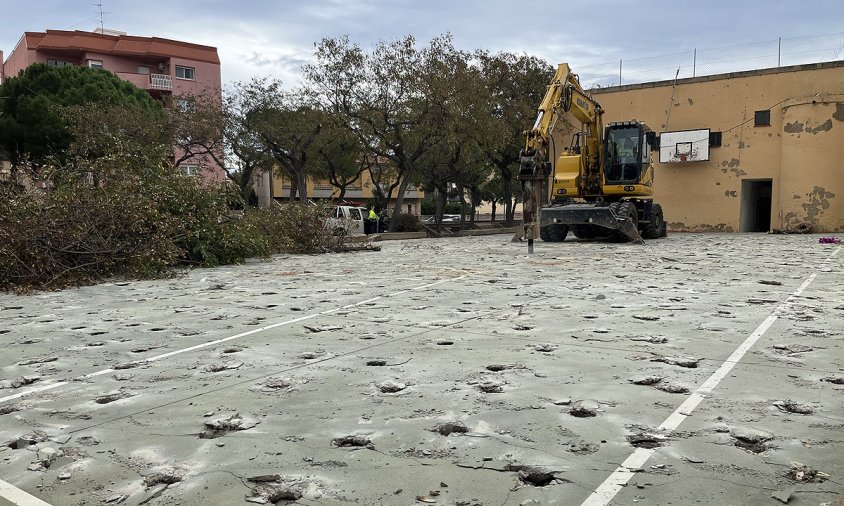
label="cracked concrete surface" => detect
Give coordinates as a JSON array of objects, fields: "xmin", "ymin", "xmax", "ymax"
[{"xmin": 1, "ymin": 234, "xmax": 842, "ymax": 505}]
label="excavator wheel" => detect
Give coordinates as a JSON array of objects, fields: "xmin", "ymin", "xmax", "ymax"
[
  {"xmin": 611, "ymin": 202, "xmax": 638, "ymax": 242},
  {"xmin": 540, "ymin": 224, "xmax": 569, "ymax": 242},
  {"xmin": 641, "ymin": 203, "xmax": 665, "ymax": 239}
]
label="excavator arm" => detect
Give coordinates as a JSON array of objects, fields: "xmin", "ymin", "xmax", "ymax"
[{"xmin": 519, "ymin": 64, "xmax": 603, "ymax": 252}]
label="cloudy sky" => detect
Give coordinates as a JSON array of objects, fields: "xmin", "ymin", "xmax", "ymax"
[{"xmin": 2, "ymin": 0, "xmax": 843, "ymax": 87}]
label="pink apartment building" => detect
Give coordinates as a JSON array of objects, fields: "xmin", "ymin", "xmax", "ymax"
[{"xmin": 1, "ymin": 29, "xmax": 224, "ymax": 180}]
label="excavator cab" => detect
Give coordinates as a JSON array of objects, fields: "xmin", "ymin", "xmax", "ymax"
[{"xmin": 603, "ymin": 122, "xmax": 651, "ymax": 186}]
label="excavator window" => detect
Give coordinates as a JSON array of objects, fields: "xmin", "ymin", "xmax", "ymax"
[{"xmin": 605, "ymin": 127, "xmax": 641, "ymax": 184}]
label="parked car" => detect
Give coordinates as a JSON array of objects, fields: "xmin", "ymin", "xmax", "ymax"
[{"xmin": 426, "ymin": 214, "xmax": 461, "ymax": 224}]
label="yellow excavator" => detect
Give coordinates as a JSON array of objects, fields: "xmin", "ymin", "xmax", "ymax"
[{"xmin": 519, "ymin": 63, "xmax": 667, "ymax": 253}]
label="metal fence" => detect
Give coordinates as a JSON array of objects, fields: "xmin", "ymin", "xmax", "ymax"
[{"xmin": 577, "ymin": 32, "xmax": 844, "ymax": 89}]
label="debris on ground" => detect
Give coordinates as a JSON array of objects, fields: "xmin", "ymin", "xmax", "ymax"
[
  {"xmin": 818, "ymin": 237, "xmax": 841, "ymax": 244},
  {"xmin": 247, "ymin": 484, "xmax": 303, "ymax": 503},
  {"xmin": 531, "ymin": 344, "xmax": 557, "ymax": 353},
  {"xmin": 0, "ymin": 404, "xmax": 23, "ymax": 415},
  {"xmin": 204, "ymin": 361, "xmax": 243, "ymax": 372},
  {"xmin": 628, "ymin": 335, "xmax": 669, "ymax": 344},
  {"xmin": 732, "ymin": 426, "xmax": 774, "ymax": 453},
  {"xmin": 16, "ymin": 357, "xmax": 58, "ymax": 366},
  {"xmin": 253, "ymin": 377, "xmax": 292, "ymax": 393},
  {"xmin": 299, "ymin": 350, "xmax": 326, "ymax": 359},
  {"xmin": 569, "ymin": 400, "xmax": 599, "ymax": 418},
  {"xmin": 332, "ymin": 435, "xmax": 373, "ymax": 449},
  {"xmin": 142, "ymin": 467, "xmax": 183, "ymax": 488},
  {"xmin": 758, "ymin": 280, "xmax": 784, "ymax": 286},
  {"xmin": 303, "ymin": 325, "xmax": 343, "ymax": 333},
  {"xmin": 773, "ymin": 400, "xmax": 815, "ymax": 415},
  {"xmin": 629, "ymin": 375, "xmax": 664, "ymax": 385},
  {"xmin": 505, "ymin": 464, "xmax": 559, "ymax": 486},
  {"xmin": 0, "ymin": 375, "xmax": 41, "ymax": 389},
  {"xmin": 632, "ymin": 315, "xmax": 660, "ymax": 321},
  {"xmin": 378, "ymin": 380, "xmax": 407, "ymax": 393},
  {"xmin": 651, "ymin": 356, "xmax": 702, "ymax": 368},
  {"xmin": 430, "ymin": 421, "xmax": 469, "ymax": 436},
  {"xmin": 787, "ymin": 462, "xmax": 830, "ymax": 482},
  {"xmin": 773, "ymin": 344, "xmax": 814, "ymax": 355},
  {"xmin": 95, "ymin": 391, "xmax": 132, "ymax": 404},
  {"xmin": 821, "ymin": 376, "xmax": 844, "ymax": 384},
  {"xmin": 626, "ymin": 432, "xmax": 667, "ymax": 449},
  {"xmin": 199, "ymin": 413, "xmax": 259, "ymax": 439},
  {"xmin": 6, "ymin": 430, "xmax": 50, "ymax": 450},
  {"xmin": 771, "ymin": 488, "xmax": 795, "ymax": 504},
  {"xmin": 468, "ymin": 376, "xmax": 505, "ymax": 393},
  {"xmin": 654, "ymin": 381, "xmax": 690, "ymax": 394}
]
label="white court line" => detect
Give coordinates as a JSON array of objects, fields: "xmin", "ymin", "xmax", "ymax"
[
  {"xmin": 0, "ymin": 479, "xmax": 53, "ymax": 506},
  {"xmin": 581, "ymin": 246, "xmax": 840, "ymax": 506},
  {"xmin": 1, "ymin": 276, "xmax": 465, "ymax": 405}
]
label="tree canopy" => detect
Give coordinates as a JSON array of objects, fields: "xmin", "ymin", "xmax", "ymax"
[{"xmin": 0, "ymin": 63, "xmax": 162, "ymax": 165}]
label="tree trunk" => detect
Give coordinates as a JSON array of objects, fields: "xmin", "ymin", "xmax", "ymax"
[
  {"xmin": 503, "ymin": 175, "xmax": 513, "ymax": 226},
  {"xmin": 491, "ymin": 201, "xmax": 497, "ymax": 223},
  {"xmin": 296, "ymin": 169, "xmax": 308, "ymax": 203},
  {"xmin": 388, "ymin": 169, "xmax": 413, "ymax": 232}
]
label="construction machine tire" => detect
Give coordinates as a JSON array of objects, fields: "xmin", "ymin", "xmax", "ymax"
[
  {"xmin": 641, "ymin": 203, "xmax": 665, "ymax": 239},
  {"xmin": 611, "ymin": 202, "xmax": 639, "ymax": 242},
  {"xmin": 540, "ymin": 224, "xmax": 568, "ymax": 242}
]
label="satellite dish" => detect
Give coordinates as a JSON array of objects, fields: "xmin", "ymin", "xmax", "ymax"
[{"xmin": 157, "ymin": 62, "xmax": 165, "ymax": 70}]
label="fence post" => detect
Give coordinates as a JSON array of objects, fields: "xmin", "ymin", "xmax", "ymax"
[
  {"xmin": 693, "ymin": 48, "xmax": 697, "ymax": 77},
  {"xmin": 619, "ymin": 59, "xmax": 622, "ymax": 86},
  {"xmin": 778, "ymin": 37, "xmax": 781, "ymax": 67}
]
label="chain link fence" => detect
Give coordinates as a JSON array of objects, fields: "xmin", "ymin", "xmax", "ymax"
[{"xmin": 577, "ymin": 32, "xmax": 844, "ymax": 89}]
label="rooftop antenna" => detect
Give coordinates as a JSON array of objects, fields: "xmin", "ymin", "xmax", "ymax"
[{"xmin": 94, "ymin": 1, "xmax": 108, "ymax": 32}]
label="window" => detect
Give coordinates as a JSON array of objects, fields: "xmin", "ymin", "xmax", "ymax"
[
  {"xmin": 175, "ymin": 65, "xmax": 195, "ymax": 80},
  {"xmin": 88, "ymin": 60, "xmax": 103, "ymax": 69},
  {"xmin": 137, "ymin": 66, "xmax": 150, "ymax": 75},
  {"xmin": 709, "ymin": 131, "xmax": 722, "ymax": 147},
  {"xmin": 176, "ymin": 98, "xmax": 196, "ymax": 112},
  {"xmin": 179, "ymin": 165, "xmax": 198, "ymax": 176},
  {"xmin": 47, "ymin": 59, "xmax": 74, "ymax": 67},
  {"xmin": 754, "ymin": 110, "xmax": 771, "ymax": 127}
]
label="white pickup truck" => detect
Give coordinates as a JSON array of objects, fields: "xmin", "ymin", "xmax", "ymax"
[{"xmin": 325, "ymin": 205, "xmax": 367, "ymax": 235}]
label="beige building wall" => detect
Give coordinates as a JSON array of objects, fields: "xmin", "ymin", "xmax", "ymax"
[
  {"xmin": 591, "ymin": 61, "xmax": 844, "ymax": 232},
  {"xmin": 269, "ymin": 169, "xmax": 425, "ymax": 215}
]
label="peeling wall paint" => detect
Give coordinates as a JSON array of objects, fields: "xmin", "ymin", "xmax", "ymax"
[
  {"xmin": 784, "ymin": 121, "xmax": 804, "ymax": 133},
  {"xmin": 668, "ymin": 222, "xmax": 735, "ymax": 233},
  {"xmin": 806, "ymin": 119, "xmax": 833, "ymax": 134},
  {"xmin": 833, "ymin": 103, "xmax": 844, "ymax": 122}
]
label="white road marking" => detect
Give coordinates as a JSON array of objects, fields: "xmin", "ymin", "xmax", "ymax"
[
  {"xmin": 0, "ymin": 479, "xmax": 54, "ymax": 506},
  {"xmin": 581, "ymin": 246, "xmax": 840, "ymax": 506}
]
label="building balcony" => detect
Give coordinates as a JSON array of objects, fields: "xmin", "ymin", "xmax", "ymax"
[{"xmin": 115, "ymin": 72, "xmax": 172, "ymax": 92}]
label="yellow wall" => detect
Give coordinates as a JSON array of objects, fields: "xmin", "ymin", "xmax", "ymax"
[
  {"xmin": 591, "ymin": 62, "xmax": 844, "ymax": 232},
  {"xmin": 268, "ymin": 167, "xmax": 425, "ymax": 215}
]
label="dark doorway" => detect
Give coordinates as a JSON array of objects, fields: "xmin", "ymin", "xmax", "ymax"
[{"xmin": 740, "ymin": 179, "xmax": 772, "ymax": 232}]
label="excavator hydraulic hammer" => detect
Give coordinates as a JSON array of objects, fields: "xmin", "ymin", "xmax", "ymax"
[{"xmin": 518, "ymin": 152, "xmax": 548, "ymax": 254}]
